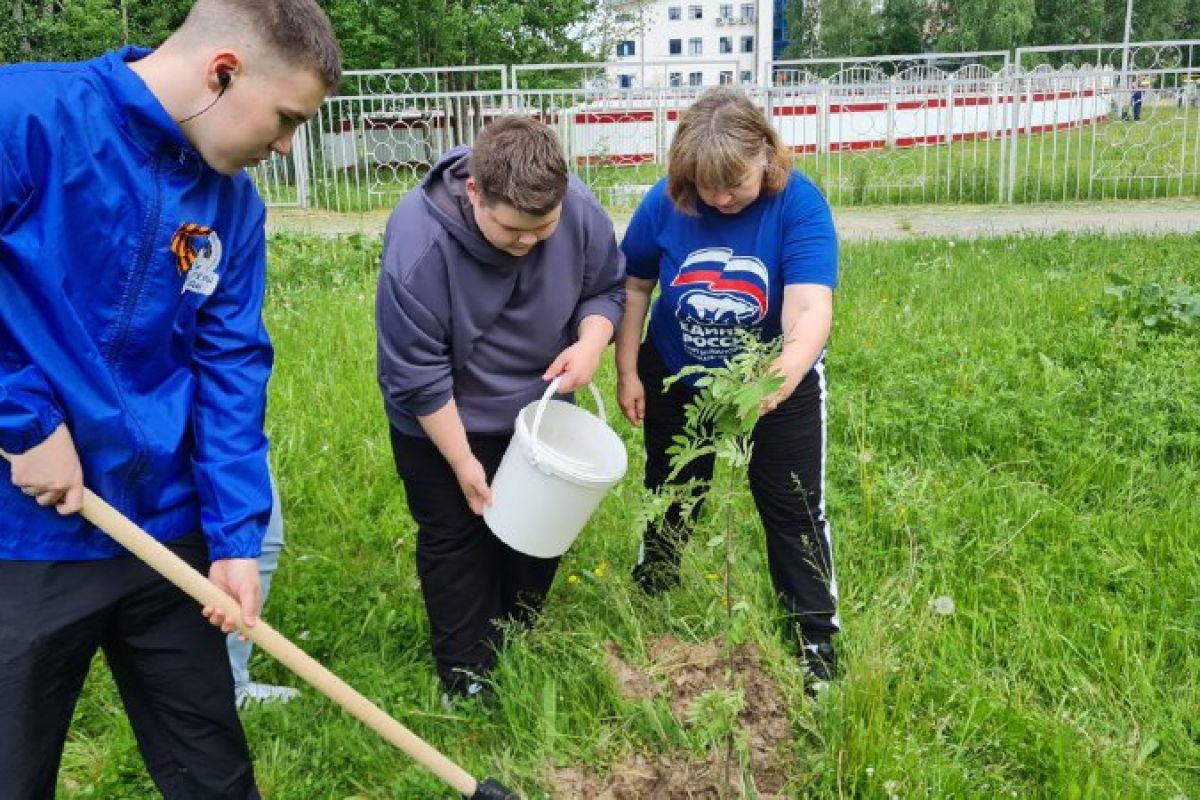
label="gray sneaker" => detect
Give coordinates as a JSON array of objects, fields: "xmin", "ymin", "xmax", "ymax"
[{"xmin": 236, "ymin": 682, "xmax": 301, "ymax": 710}]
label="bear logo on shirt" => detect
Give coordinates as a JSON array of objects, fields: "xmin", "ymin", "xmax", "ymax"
[
  {"xmin": 669, "ymin": 247, "xmax": 769, "ymax": 362},
  {"xmin": 671, "ymin": 247, "xmax": 768, "ymax": 326}
]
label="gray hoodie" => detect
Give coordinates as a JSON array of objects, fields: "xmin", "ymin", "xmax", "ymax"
[{"xmin": 376, "ymin": 146, "xmax": 626, "ymax": 436}]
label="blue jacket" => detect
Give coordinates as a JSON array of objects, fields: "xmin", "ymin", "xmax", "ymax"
[{"xmin": 0, "ymin": 48, "xmax": 273, "ymax": 561}]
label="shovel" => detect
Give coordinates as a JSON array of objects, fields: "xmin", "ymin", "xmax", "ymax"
[{"xmin": 0, "ymin": 453, "xmax": 518, "ymax": 800}]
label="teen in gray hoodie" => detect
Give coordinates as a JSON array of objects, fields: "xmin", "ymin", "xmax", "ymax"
[{"xmin": 376, "ymin": 117, "xmax": 625, "ymax": 699}]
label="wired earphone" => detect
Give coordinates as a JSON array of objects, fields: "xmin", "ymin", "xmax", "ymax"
[{"xmin": 176, "ymin": 70, "xmax": 231, "ymax": 125}]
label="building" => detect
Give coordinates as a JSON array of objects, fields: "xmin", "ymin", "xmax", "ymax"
[
  {"xmin": 772, "ymin": 0, "xmax": 789, "ymax": 59},
  {"xmin": 608, "ymin": 1, "xmax": 776, "ymax": 88}
]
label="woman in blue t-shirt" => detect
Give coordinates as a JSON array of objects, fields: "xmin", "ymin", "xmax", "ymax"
[{"xmin": 615, "ymin": 87, "xmax": 840, "ymax": 688}]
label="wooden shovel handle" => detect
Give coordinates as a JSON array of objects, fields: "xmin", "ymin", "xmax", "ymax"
[{"xmin": 0, "ymin": 452, "xmax": 477, "ymax": 797}]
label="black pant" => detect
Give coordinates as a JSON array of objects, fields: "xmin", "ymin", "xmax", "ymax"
[
  {"xmin": 389, "ymin": 429, "xmax": 560, "ymax": 692},
  {"xmin": 0, "ymin": 532, "xmax": 258, "ymax": 800},
  {"xmin": 637, "ymin": 340, "xmax": 839, "ymax": 643}
]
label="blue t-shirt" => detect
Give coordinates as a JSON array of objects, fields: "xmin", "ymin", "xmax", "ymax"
[{"xmin": 621, "ymin": 171, "xmax": 838, "ymax": 383}]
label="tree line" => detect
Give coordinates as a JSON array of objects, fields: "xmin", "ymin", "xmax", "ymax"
[
  {"xmin": 2, "ymin": 0, "xmax": 1198, "ymax": 74},
  {"xmin": 0, "ymin": 0, "xmax": 597, "ymax": 72},
  {"xmin": 785, "ymin": 0, "xmax": 1200, "ymax": 60}
]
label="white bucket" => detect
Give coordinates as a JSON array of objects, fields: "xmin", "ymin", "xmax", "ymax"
[{"xmin": 484, "ymin": 378, "xmax": 628, "ymax": 558}]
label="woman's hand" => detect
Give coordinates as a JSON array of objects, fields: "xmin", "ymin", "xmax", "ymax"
[
  {"xmin": 617, "ymin": 373, "xmax": 646, "ymax": 426},
  {"xmin": 761, "ymin": 355, "xmax": 805, "ymax": 414}
]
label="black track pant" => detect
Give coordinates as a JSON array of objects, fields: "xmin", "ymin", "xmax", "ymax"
[
  {"xmin": 637, "ymin": 340, "xmax": 839, "ymax": 644},
  {"xmin": 390, "ymin": 429, "xmax": 560, "ymax": 692},
  {"xmin": 0, "ymin": 532, "xmax": 259, "ymax": 800}
]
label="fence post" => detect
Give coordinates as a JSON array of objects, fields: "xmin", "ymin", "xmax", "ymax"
[
  {"xmin": 945, "ymin": 78, "xmax": 955, "ymax": 200},
  {"xmin": 819, "ymin": 78, "xmax": 829, "ymax": 155},
  {"xmin": 886, "ymin": 75, "xmax": 897, "ymax": 147},
  {"xmin": 294, "ymin": 123, "xmax": 310, "ymax": 209},
  {"xmin": 994, "ymin": 75, "xmax": 1004, "ymax": 202},
  {"xmin": 1006, "ymin": 66, "xmax": 1024, "ymax": 202}
]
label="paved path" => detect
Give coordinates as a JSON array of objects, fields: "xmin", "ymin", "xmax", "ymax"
[{"xmin": 267, "ymin": 197, "xmax": 1200, "ymax": 242}]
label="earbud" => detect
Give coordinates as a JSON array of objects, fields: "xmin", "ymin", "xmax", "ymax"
[{"xmin": 176, "ymin": 70, "xmax": 232, "ymax": 125}]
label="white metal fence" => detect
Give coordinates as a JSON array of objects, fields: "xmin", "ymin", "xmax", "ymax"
[{"xmin": 249, "ymin": 39, "xmax": 1200, "ymax": 211}]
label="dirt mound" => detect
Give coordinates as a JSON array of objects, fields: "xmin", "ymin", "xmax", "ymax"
[{"xmin": 553, "ymin": 636, "xmax": 795, "ymax": 798}]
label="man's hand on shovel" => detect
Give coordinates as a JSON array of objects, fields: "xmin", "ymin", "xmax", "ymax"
[
  {"xmin": 6, "ymin": 423, "xmax": 84, "ymax": 514},
  {"xmin": 205, "ymin": 558, "xmax": 262, "ymax": 636}
]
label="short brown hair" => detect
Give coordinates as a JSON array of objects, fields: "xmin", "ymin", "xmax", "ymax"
[
  {"xmin": 180, "ymin": 0, "xmax": 342, "ymax": 90},
  {"xmin": 667, "ymin": 87, "xmax": 791, "ymax": 215},
  {"xmin": 469, "ymin": 116, "xmax": 569, "ymax": 216}
]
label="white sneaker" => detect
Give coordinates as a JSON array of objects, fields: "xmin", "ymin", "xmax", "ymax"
[
  {"xmin": 236, "ymin": 682, "xmax": 301, "ymax": 710},
  {"xmin": 440, "ymin": 681, "xmax": 487, "ymax": 713}
]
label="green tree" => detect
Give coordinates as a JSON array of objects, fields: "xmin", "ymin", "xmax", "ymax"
[
  {"xmin": 783, "ymin": 0, "xmax": 822, "ymax": 58},
  {"xmin": 2, "ymin": 0, "xmax": 601, "ymax": 76},
  {"xmin": 874, "ymin": 0, "xmax": 927, "ymax": 54},
  {"xmin": 1032, "ymin": 0, "xmax": 1106, "ymax": 47},
  {"xmin": 938, "ymin": 0, "xmax": 1036, "ymax": 51},
  {"xmin": 823, "ymin": 0, "xmax": 880, "ymax": 57},
  {"xmin": 783, "ymin": 0, "xmax": 880, "ymax": 60},
  {"xmin": 328, "ymin": 0, "xmax": 596, "ymax": 75}
]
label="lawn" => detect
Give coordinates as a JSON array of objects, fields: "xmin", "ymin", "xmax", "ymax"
[{"xmin": 59, "ymin": 232, "xmax": 1199, "ymax": 798}]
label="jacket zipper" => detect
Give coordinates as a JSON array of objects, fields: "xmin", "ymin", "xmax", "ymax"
[{"xmin": 104, "ymin": 152, "xmax": 163, "ymax": 494}]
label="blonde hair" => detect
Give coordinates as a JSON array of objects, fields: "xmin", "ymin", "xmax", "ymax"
[{"xmin": 667, "ymin": 87, "xmax": 791, "ymax": 215}]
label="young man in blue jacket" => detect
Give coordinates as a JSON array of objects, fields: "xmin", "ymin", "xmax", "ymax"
[
  {"xmin": 376, "ymin": 117, "xmax": 625, "ymax": 702},
  {"xmin": 0, "ymin": 1, "xmax": 340, "ymax": 797}
]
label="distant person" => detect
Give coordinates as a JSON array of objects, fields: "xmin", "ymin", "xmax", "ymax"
[
  {"xmin": 227, "ymin": 479, "xmax": 301, "ymax": 709},
  {"xmin": 615, "ymin": 87, "xmax": 841, "ymax": 692},
  {"xmin": 1132, "ymin": 80, "xmax": 1146, "ymax": 121},
  {"xmin": 376, "ymin": 117, "xmax": 625, "ymax": 702},
  {"xmin": 0, "ymin": 1, "xmax": 340, "ymax": 796}
]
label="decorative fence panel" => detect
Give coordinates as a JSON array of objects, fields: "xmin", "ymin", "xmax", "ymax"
[{"xmin": 248, "ymin": 40, "xmax": 1200, "ymax": 211}]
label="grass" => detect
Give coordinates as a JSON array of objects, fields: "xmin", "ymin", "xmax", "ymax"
[
  {"xmin": 59, "ymin": 232, "xmax": 1200, "ymax": 798},
  {"xmin": 796, "ymin": 104, "xmax": 1200, "ymax": 205}
]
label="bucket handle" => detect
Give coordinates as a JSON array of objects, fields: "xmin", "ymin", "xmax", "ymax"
[{"xmin": 529, "ymin": 378, "xmax": 606, "ymax": 470}]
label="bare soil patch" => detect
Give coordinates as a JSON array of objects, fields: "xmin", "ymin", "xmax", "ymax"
[{"xmin": 552, "ymin": 635, "xmax": 796, "ymax": 799}]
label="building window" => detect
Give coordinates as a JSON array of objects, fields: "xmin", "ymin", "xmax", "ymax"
[
  {"xmin": 719, "ymin": 3, "xmax": 733, "ymax": 18},
  {"xmin": 688, "ymin": 4, "xmax": 703, "ymax": 19},
  {"xmin": 616, "ymin": 12, "xmax": 633, "ymax": 22},
  {"xmin": 719, "ymin": 36, "xmax": 732, "ymax": 53},
  {"xmin": 741, "ymin": 35, "xmax": 754, "ymax": 53},
  {"xmin": 668, "ymin": 5, "xmax": 681, "ymax": 20},
  {"xmin": 741, "ymin": 3, "xmax": 755, "ymax": 19},
  {"xmin": 669, "ymin": 72, "xmax": 682, "ymax": 87},
  {"xmin": 689, "ymin": 72, "xmax": 704, "ymax": 87},
  {"xmin": 669, "ymin": 38, "xmax": 682, "ymax": 55},
  {"xmin": 719, "ymin": 70, "xmax": 734, "ymax": 85},
  {"xmin": 688, "ymin": 37, "xmax": 703, "ymax": 55},
  {"xmin": 740, "ymin": 69, "xmax": 753, "ymax": 83},
  {"xmin": 616, "ymin": 40, "xmax": 636, "ymax": 57}
]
